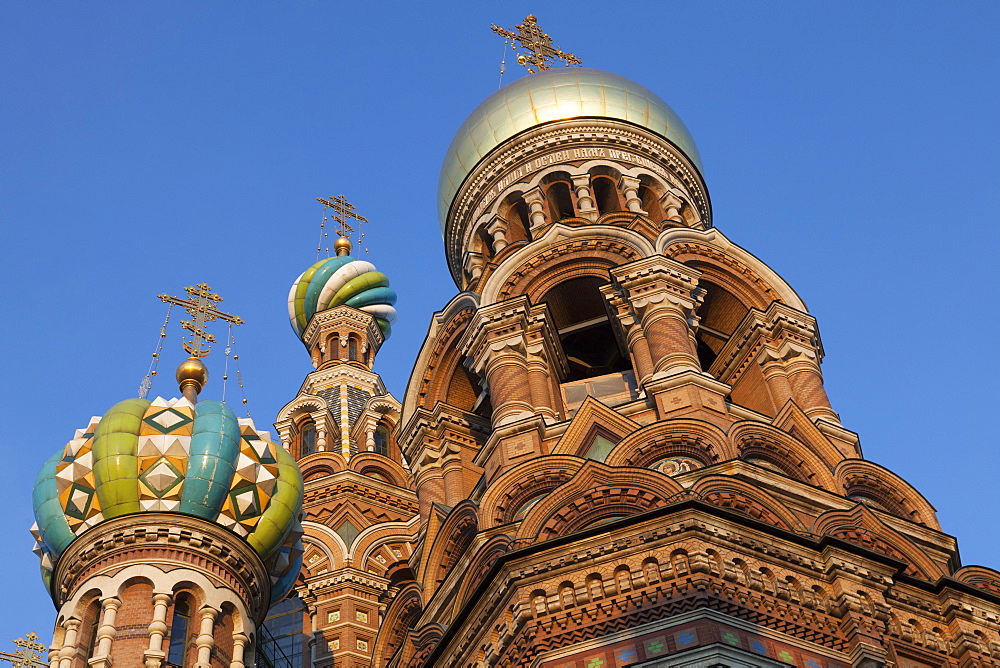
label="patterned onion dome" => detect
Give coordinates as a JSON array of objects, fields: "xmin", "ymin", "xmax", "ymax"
[
  {"xmin": 30, "ymin": 396, "xmax": 304, "ymax": 605},
  {"xmin": 438, "ymin": 67, "xmax": 702, "ymax": 231},
  {"xmin": 287, "ymin": 253, "xmax": 397, "ymax": 340}
]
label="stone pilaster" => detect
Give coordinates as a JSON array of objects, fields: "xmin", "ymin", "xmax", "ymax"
[
  {"xmin": 87, "ymin": 596, "xmax": 120, "ymax": 668},
  {"xmin": 485, "ymin": 214, "xmax": 509, "ymax": 254},
  {"xmin": 522, "ymin": 186, "xmax": 547, "ymax": 232},
  {"xmin": 143, "ymin": 593, "xmax": 171, "ymax": 668}
]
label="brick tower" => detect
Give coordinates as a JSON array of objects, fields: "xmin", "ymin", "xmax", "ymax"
[
  {"xmin": 278, "ymin": 234, "xmax": 418, "ymax": 667},
  {"xmin": 362, "ymin": 25, "xmax": 1000, "ymax": 668}
]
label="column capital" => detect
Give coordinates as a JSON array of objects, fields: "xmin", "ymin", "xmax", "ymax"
[{"xmin": 609, "ymin": 255, "xmax": 703, "ymax": 315}]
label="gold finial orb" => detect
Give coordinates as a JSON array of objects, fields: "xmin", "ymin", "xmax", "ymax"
[
  {"xmin": 176, "ymin": 356, "xmax": 209, "ymax": 402},
  {"xmin": 334, "ymin": 236, "xmax": 353, "ymax": 256}
]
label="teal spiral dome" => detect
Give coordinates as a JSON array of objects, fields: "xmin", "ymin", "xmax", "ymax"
[
  {"xmin": 30, "ymin": 395, "xmax": 304, "ymax": 604},
  {"xmin": 287, "ymin": 251, "xmax": 397, "ymax": 340}
]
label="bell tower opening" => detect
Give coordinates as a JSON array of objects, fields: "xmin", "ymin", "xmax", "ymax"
[
  {"xmin": 694, "ymin": 281, "xmax": 748, "ymax": 371},
  {"xmin": 541, "ymin": 276, "xmax": 632, "ymax": 383}
]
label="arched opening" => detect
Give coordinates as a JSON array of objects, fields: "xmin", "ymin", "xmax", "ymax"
[
  {"xmin": 166, "ymin": 595, "xmax": 192, "ymax": 667},
  {"xmin": 83, "ymin": 600, "xmax": 101, "ymax": 660},
  {"xmin": 373, "ymin": 423, "xmax": 389, "ymax": 456},
  {"xmin": 694, "ymin": 281, "xmax": 749, "ymax": 371},
  {"xmin": 591, "ymin": 176, "xmax": 621, "ymax": 215},
  {"xmin": 498, "ymin": 194, "xmax": 531, "ymax": 243},
  {"xmin": 348, "ymin": 336, "xmax": 359, "ymax": 362},
  {"xmin": 638, "ymin": 183, "xmax": 666, "ymax": 222},
  {"xmin": 541, "ymin": 276, "xmax": 631, "ymax": 382},
  {"xmin": 544, "ymin": 180, "xmax": 575, "ymax": 221},
  {"xmin": 296, "ymin": 419, "xmax": 317, "ymax": 458}
]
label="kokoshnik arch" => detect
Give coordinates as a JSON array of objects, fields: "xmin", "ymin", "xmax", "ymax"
[{"xmin": 30, "ymin": 15, "xmax": 1000, "ymax": 668}]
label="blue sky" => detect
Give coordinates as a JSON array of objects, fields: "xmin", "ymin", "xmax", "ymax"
[{"xmin": 2, "ymin": 2, "xmax": 999, "ymax": 646}]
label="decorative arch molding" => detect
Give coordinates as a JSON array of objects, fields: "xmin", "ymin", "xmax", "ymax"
[
  {"xmin": 354, "ymin": 516, "xmax": 420, "ymax": 571},
  {"xmin": 811, "ymin": 505, "xmax": 942, "ymax": 580},
  {"xmin": 298, "ymin": 451, "xmax": 347, "ymax": 481},
  {"xmin": 421, "ymin": 500, "xmax": 480, "ymax": 590},
  {"xmin": 478, "ymin": 455, "xmax": 587, "ymax": 528},
  {"xmin": 452, "ymin": 534, "xmax": 513, "ymax": 615},
  {"xmin": 402, "ymin": 292, "xmax": 481, "ymax": 416},
  {"xmin": 729, "ymin": 420, "xmax": 839, "ymax": 490},
  {"xmin": 552, "ymin": 397, "xmax": 640, "ymax": 459},
  {"xmin": 605, "ymin": 418, "xmax": 733, "ymax": 469},
  {"xmin": 515, "ymin": 461, "xmax": 684, "ymax": 542},
  {"xmin": 690, "ymin": 475, "xmax": 805, "ymax": 532},
  {"xmin": 952, "ymin": 565, "xmax": 1000, "ymax": 596},
  {"xmin": 659, "ymin": 227, "xmax": 806, "ymax": 311},
  {"xmin": 771, "ymin": 402, "xmax": 858, "ymax": 461},
  {"xmin": 275, "ymin": 395, "xmax": 330, "ymax": 425},
  {"xmin": 300, "ymin": 521, "xmax": 348, "ymax": 570},
  {"xmin": 479, "ymin": 223, "xmax": 655, "ymax": 305},
  {"xmin": 349, "ymin": 452, "xmax": 410, "ymax": 488},
  {"xmin": 371, "ymin": 582, "xmax": 424, "ymax": 668},
  {"xmin": 834, "ymin": 459, "xmax": 939, "ymax": 529}
]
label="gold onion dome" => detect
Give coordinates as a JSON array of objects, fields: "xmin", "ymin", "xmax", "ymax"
[{"xmin": 437, "ymin": 67, "xmax": 703, "ymax": 231}]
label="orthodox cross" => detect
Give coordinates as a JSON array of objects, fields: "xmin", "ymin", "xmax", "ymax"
[
  {"xmin": 491, "ymin": 15, "xmax": 581, "ymax": 73},
  {"xmin": 0, "ymin": 633, "xmax": 47, "ymax": 667},
  {"xmin": 317, "ymin": 195, "xmax": 369, "ymax": 240},
  {"xmin": 158, "ymin": 283, "xmax": 244, "ymax": 358}
]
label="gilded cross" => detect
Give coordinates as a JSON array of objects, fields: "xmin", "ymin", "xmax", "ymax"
[
  {"xmin": 317, "ymin": 195, "xmax": 368, "ymax": 240},
  {"xmin": 491, "ymin": 15, "xmax": 581, "ymax": 73},
  {"xmin": 0, "ymin": 632, "xmax": 47, "ymax": 667},
  {"xmin": 157, "ymin": 283, "xmax": 244, "ymax": 358}
]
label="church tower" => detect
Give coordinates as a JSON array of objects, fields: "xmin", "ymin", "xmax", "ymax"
[
  {"xmin": 277, "ymin": 226, "xmax": 418, "ymax": 667},
  {"xmin": 370, "ymin": 16, "xmax": 1000, "ymax": 668},
  {"xmin": 30, "ymin": 285, "xmax": 304, "ymax": 668}
]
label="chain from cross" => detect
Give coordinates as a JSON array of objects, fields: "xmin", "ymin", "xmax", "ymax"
[
  {"xmin": 0, "ymin": 633, "xmax": 47, "ymax": 667},
  {"xmin": 317, "ymin": 195, "xmax": 368, "ymax": 240},
  {"xmin": 157, "ymin": 283, "xmax": 244, "ymax": 358},
  {"xmin": 491, "ymin": 15, "xmax": 581, "ymax": 73}
]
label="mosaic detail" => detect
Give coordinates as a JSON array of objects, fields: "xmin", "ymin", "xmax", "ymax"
[{"xmin": 650, "ymin": 456, "xmax": 702, "ymax": 476}]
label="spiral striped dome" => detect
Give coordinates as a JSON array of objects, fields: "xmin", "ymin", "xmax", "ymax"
[
  {"xmin": 288, "ymin": 255, "xmax": 397, "ymax": 340},
  {"xmin": 30, "ymin": 396, "xmax": 304, "ymax": 603}
]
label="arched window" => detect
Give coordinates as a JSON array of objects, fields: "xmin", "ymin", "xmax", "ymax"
[
  {"xmin": 299, "ymin": 420, "xmax": 317, "ymax": 458},
  {"xmin": 166, "ymin": 596, "xmax": 192, "ymax": 667},
  {"xmin": 348, "ymin": 337, "xmax": 358, "ymax": 361},
  {"xmin": 373, "ymin": 423, "xmax": 389, "ymax": 456}
]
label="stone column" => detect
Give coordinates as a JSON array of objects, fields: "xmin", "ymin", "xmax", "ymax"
[
  {"xmin": 193, "ymin": 607, "xmax": 218, "ymax": 668},
  {"xmin": 463, "ymin": 251, "xmax": 486, "ymax": 284},
  {"xmin": 88, "ymin": 596, "xmax": 121, "ymax": 668},
  {"xmin": 366, "ymin": 427, "xmax": 376, "ymax": 452},
  {"xmin": 57, "ymin": 619, "xmax": 80, "ymax": 668},
  {"xmin": 522, "ymin": 187, "xmax": 547, "ymax": 233},
  {"xmin": 485, "ymin": 215, "xmax": 509, "ymax": 254},
  {"xmin": 144, "ymin": 593, "xmax": 172, "ymax": 668},
  {"xmin": 608, "ymin": 256, "xmax": 704, "ymax": 379},
  {"xmin": 618, "ymin": 175, "xmax": 647, "ymax": 214},
  {"xmin": 571, "ymin": 174, "xmax": 598, "ymax": 221},
  {"xmin": 316, "ymin": 424, "xmax": 327, "ymax": 453},
  {"xmin": 660, "ymin": 188, "xmax": 685, "ymax": 227},
  {"xmin": 230, "ymin": 632, "xmax": 248, "ymax": 668}
]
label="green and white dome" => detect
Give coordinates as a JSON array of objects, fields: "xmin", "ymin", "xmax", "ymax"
[
  {"xmin": 287, "ymin": 252, "xmax": 397, "ymax": 340},
  {"xmin": 31, "ymin": 396, "xmax": 304, "ymax": 604}
]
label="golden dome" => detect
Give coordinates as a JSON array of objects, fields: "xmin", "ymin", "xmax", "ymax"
[{"xmin": 437, "ymin": 67, "xmax": 702, "ymax": 231}]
